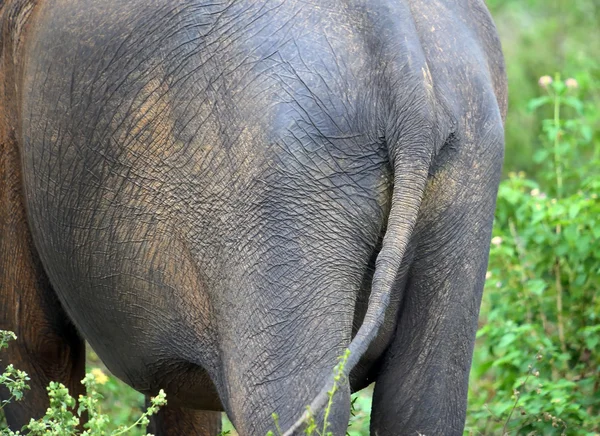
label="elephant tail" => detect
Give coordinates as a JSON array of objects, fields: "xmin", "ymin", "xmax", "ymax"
[{"xmin": 282, "ymin": 138, "xmax": 433, "ymax": 435}]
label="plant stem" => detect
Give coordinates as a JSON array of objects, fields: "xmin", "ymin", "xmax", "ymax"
[
  {"xmin": 553, "ymin": 80, "xmax": 563, "ymax": 199},
  {"xmin": 111, "ymin": 415, "xmax": 147, "ymax": 436},
  {"xmin": 551, "ymin": 81, "xmax": 567, "ymax": 355},
  {"xmin": 321, "ymin": 350, "xmax": 350, "ymax": 436},
  {"xmin": 0, "ymin": 395, "xmax": 15, "ymax": 411},
  {"xmin": 508, "ymin": 219, "xmax": 547, "ymax": 329},
  {"xmin": 502, "ymin": 371, "xmax": 532, "ymax": 435},
  {"xmin": 555, "ymin": 261, "xmax": 567, "ymax": 353}
]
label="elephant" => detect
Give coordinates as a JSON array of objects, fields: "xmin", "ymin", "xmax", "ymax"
[{"xmin": 0, "ymin": 0, "xmax": 507, "ymax": 434}]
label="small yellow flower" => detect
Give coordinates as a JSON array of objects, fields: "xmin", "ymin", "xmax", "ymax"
[
  {"xmin": 538, "ymin": 75, "xmax": 553, "ymax": 88},
  {"xmin": 491, "ymin": 236, "xmax": 503, "ymax": 246},
  {"xmin": 90, "ymin": 368, "xmax": 109, "ymax": 385},
  {"xmin": 530, "ymin": 188, "xmax": 540, "ymax": 197},
  {"xmin": 485, "ymin": 271, "xmax": 492, "ymax": 280}
]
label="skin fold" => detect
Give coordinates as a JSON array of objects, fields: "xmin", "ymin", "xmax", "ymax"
[{"xmin": 0, "ymin": 0, "xmax": 507, "ymax": 434}]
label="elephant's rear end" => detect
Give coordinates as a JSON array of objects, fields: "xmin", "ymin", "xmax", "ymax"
[
  {"xmin": 8, "ymin": 0, "xmax": 506, "ymax": 433},
  {"xmin": 19, "ymin": 0, "xmax": 395, "ymax": 433}
]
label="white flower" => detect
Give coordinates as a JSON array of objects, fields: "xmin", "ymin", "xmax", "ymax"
[
  {"xmin": 491, "ymin": 236, "xmax": 503, "ymax": 246},
  {"xmin": 565, "ymin": 78, "xmax": 578, "ymax": 89},
  {"xmin": 538, "ymin": 75, "xmax": 553, "ymax": 88}
]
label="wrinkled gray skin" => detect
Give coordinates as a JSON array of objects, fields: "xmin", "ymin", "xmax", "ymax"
[{"xmin": 5, "ymin": 0, "xmax": 506, "ymax": 434}]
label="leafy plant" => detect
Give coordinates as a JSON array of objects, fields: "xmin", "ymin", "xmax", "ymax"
[
  {"xmin": 0, "ymin": 331, "xmax": 167, "ymax": 436},
  {"xmin": 466, "ymin": 75, "xmax": 600, "ymax": 435},
  {"xmin": 487, "ymin": 0, "xmax": 600, "ymax": 174},
  {"xmin": 0, "ymin": 332, "xmax": 30, "ymax": 413}
]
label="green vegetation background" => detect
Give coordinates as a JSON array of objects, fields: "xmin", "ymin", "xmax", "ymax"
[{"xmin": 2, "ymin": 0, "xmax": 599, "ymax": 434}]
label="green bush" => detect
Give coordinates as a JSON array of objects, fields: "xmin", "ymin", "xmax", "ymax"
[
  {"xmin": 0, "ymin": 331, "xmax": 167, "ymax": 436},
  {"xmin": 466, "ymin": 76, "xmax": 600, "ymax": 435}
]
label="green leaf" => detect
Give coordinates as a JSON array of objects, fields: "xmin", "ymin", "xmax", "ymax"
[
  {"xmin": 497, "ymin": 332, "xmax": 517, "ymax": 350},
  {"xmin": 533, "ymin": 148, "xmax": 549, "ymax": 163},
  {"xmin": 526, "ymin": 279, "xmax": 547, "ymax": 296},
  {"xmin": 563, "ymin": 96, "xmax": 584, "ymax": 114},
  {"xmin": 568, "ymin": 203, "xmax": 582, "ymax": 219},
  {"xmin": 580, "ymin": 125, "xmax": 593, "ymax": 142},
  {"xmin": 527, "ymin": 96, "xmax": 551, "ymax": 112}
]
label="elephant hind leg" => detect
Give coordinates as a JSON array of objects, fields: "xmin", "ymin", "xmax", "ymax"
[
  {"xmin": 1, "ymin": 2, "xmax": 84, "ymax": 422},
  {"xmin": 146, "ymin": 401, "xmax": 222, "ymax": 436},
  {"xmin": 370, "ymin": 121, "xmax": 504, "ymax": 435},
  {"xmin": 0, "ymin": 121, "xmax": 86, "ymax": 428}
]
